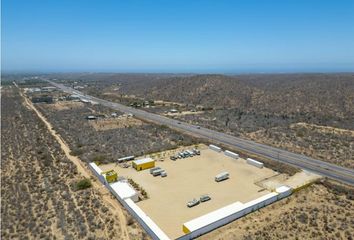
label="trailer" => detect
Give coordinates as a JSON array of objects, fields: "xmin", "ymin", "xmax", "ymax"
[
  {"xmin": 118, "ymin": 155, "xmax": 135, "ymax": 163},
  {"xmin": 246, "ymin": 158, "xmax": 264, "ymax": 168},
  {"xmin": 209, "ymin": 144, "xmax": 222, "ymax": 152},
  {"xmin": 215, "ymin": 172, "xmax": 229, "ymax": 182},
  {"xmin": 224, "ymin": 150, "xmax": 239, "ymax": 159}
]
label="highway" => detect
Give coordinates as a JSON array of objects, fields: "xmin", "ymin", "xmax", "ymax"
[{"xmin": 47, "ymin": 80, "xmax": 354, "ymax": 186}]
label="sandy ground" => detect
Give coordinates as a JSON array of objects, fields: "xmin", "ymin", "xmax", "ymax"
[
  {"xmin": 100, "ymin": 147, "xmax": 280, "ymax": 239},
  {"xmin": 50, "ymin": 101, "xmax": 84, "ymax": 110}
]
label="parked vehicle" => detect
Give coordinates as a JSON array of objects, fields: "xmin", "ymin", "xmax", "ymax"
[
  {"xmin": 187, "ymin": 199, "xmax": 200, "ymax": 208},
  {"xmin": 150, "ymin": 167, "xmax": 161, "ymax": 174},
  {"xmin": 193, "ymin": 149, "xmax": 201, "ymax": 155},
  {"xmin": 161, "ymin": 171, "xmax": 167, "ymax": 177},
  {"xmin": 170, "ymin": 156, "xmax": 177, "ymax": 161},
  {"xmin": 215, "ymin": 172, "xmax": 229, "ymax": 182},
  {"xmin": 152, "ymin": 169, "xmax": 164, "ymax": 176},
  {"xmin": 200, "ymin": 194, "xmax": 211, "ymax": 202}
]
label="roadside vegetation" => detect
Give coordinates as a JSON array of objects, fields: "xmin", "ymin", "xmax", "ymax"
[
  {"xmin": 1, "ymin": 86, "xmax": 148, "ymax": 239},
  {"xmin": 200, "ymin": 181, "xmax": 354, "ymax": 240}
]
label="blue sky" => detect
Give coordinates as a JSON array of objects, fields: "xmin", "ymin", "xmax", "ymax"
[{"xmin": 2, "ymin": 0, "xmax": 354, "ymax": 73}]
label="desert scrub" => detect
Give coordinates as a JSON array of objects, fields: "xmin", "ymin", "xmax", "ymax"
[{"xmin": 75, "ymin": 178, "xmax": 92, "ymax": 190}]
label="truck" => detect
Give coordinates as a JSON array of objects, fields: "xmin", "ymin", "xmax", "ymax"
[
  {"xmin": 187, "ymin": 199, "xmax": 200, "ymax": 208},
  {"xmin": 215, "ymin": 172, "xmax": 229, "ymax": 182}
]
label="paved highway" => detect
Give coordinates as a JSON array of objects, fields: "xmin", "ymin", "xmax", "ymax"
[{"xmin": 47, "ymin": 80, "xmax": 354, "ymax": 186}]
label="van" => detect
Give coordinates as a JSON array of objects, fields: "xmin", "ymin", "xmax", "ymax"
[
  {"xmin": 150, "ymin": 167, "xmax": 161, "ymax": 174},
  {"xmin": 152, "ymin": 169, "xmax": 164, "ymax": 176},
  {"xmin": 215, "ymin": 172, "xmax": 229, "ymax": 182}
]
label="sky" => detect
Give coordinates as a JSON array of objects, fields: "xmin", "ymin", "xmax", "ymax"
[{"xmin": 2, "ymin": 0, "xmax": 354, "ymax": 73}]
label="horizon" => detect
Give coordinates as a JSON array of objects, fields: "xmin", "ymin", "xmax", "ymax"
[{"xmin": 2, "ymin": 0, "xmax": 354, "ymax": 73}]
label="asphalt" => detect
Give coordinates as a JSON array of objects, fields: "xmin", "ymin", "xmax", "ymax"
[{"xmin": 47, "ymin": 80, "xmax": 354, "ymax": 186}]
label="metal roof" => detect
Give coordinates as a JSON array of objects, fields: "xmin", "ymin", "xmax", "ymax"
[
  {"xmin": 133, "ymin": 157, "xmax": 154, "ymax": 165},
  {"xmin": 183, "ymin": 201, "xmax": 244, "ymax": 232},
  {"xmin": 110, "ymin": 181, "xmax": 137, "ymax": 200}
]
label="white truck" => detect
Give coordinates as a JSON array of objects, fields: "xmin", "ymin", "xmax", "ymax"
[{"xmin": 215, "ymin": 172, "xmax": 229, "ymax": 182}]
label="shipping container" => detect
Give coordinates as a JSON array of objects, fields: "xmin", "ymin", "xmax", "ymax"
[
  {"xmin": 246, "ymin": 158, "xmax": 264, "ymax": 168},
  {"xmin": 209, "ymin": 144, "xmax": 222, "ymax": 152}
]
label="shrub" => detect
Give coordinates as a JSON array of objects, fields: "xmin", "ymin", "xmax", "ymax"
[
  {"xmin": 75, "ymin": 179, "xmax": 92, "ymax": 190},
  {"xmin": 70, "ymin": 148, "xmax": 84, "ymax": 156}
]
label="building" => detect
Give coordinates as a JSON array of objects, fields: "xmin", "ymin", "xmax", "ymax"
[
  {"xmin": 31, "ymin": 96, "xmax": 53, "ymax": 104},
  {"xmin": 110, "ymin": 181, "xmax": 139, "ymax": 202},
  {"xmin": 132, "ymin": 158, "xmax": 155, "ymax": 171},
  {"xmin": 101, "ymin": 170, "xmax": 118, "ymax": 183}
]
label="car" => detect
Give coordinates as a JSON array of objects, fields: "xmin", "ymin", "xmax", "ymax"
[
  {"xmin": 187, "ymin": 199, "xmax": 200, "ymax": 208},
  {"xmin": 196, "ymin": 126, "xmax": 201, "ymax": 129},
  {"xmin": 170, "ymin": 156, "xmax": 177, "ymax": 161},
  {"xmin": 161, "ymin": 171, "xmax": 167, "ymax": 177},
  {"xmin": 200, "ymin": 194, "xmax": 211, "ymax": 202},
  {"xmin": 177, "ymin": 122, "xmax": 181, "ymax": 124}
]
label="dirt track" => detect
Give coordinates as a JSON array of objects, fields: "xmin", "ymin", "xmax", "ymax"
[{"xmin": 20, "ymin": 89, "xmax": 132, "ymax": 240}]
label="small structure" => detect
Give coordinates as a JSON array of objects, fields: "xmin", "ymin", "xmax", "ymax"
[
  {"xmin": 132, "ymin": 158, "xmax": 155, "ymax": 171},
  {"xmin": 110, "ymin": 181, "xmax": 139, "ymax": 202},
  {"xmin": 209, "ymin": 144, "xmax": 222, "ymax": 152},
  {"xmin": 224, "ymin": 150, "xmax": 239, "ymax": 159},
  {"xmin": 41, "ymin": 86, "xmax": 56, "ymax": 92},
  {"xmin": 246, "ymin": 158, "xmax": 264, "ymax": 168},
  {"xmin": 101, "ymin": 170, "xmax": 118, "ymax": 183}
]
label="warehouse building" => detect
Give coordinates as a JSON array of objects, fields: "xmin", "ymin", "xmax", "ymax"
[
  {"xmin": 180, "ymin": 186, "xmax": 292, "ymax": 239},
  {"xmin": 132, "ymin": 158, "xmax": 155, "ymax": 171}
]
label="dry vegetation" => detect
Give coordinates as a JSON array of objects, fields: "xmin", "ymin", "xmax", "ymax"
[
  {"xmin": 89, "ymin": 117, "xmax": 143, "ymax": 131},
  {"xmin": 1, "ymin": 86, "xmax": 148, "ymax": 239},
  {"xmin": 35, "ymin": 98, "xmax": 197, "ymax": 164},
  {"xmin": 200, "ymin": 182, "xmax": 354, "ymax": 240},
  {"xmin": 75, "ymin": 73, "xmax": 353, "ymax": 169},
  {"xmin": 245, "ymin": 123, "xmax": 354, "ymax": 169}
]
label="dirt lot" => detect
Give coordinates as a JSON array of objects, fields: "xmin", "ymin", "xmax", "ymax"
[
  {"xmin": 100, "ymin": 146, "xmax": 285, "ymax": 239},
  {"xmin": 51, "ymin": 101, "xmax": 85, "ymax": 111},
  {"xmin": 89, "ymin": 116, "xmax": 143, "ymax": 131}
]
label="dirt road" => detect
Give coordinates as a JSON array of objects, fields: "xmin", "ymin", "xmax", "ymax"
[{"xmin": 19, "ymin": 89, "xmax": 131, "ymax": 240}]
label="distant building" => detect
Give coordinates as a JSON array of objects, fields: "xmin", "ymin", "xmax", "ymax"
[
  {"xmin": 31, "ymin": 96, "xmax": 53, "ymax": 104},
  {"xmin": 67, "ymin": 94, "xmax": 81, "ymax": 101},
  {"xmin": 86, "ymin": 115, "xmax": 97, "ymax": 120}
]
